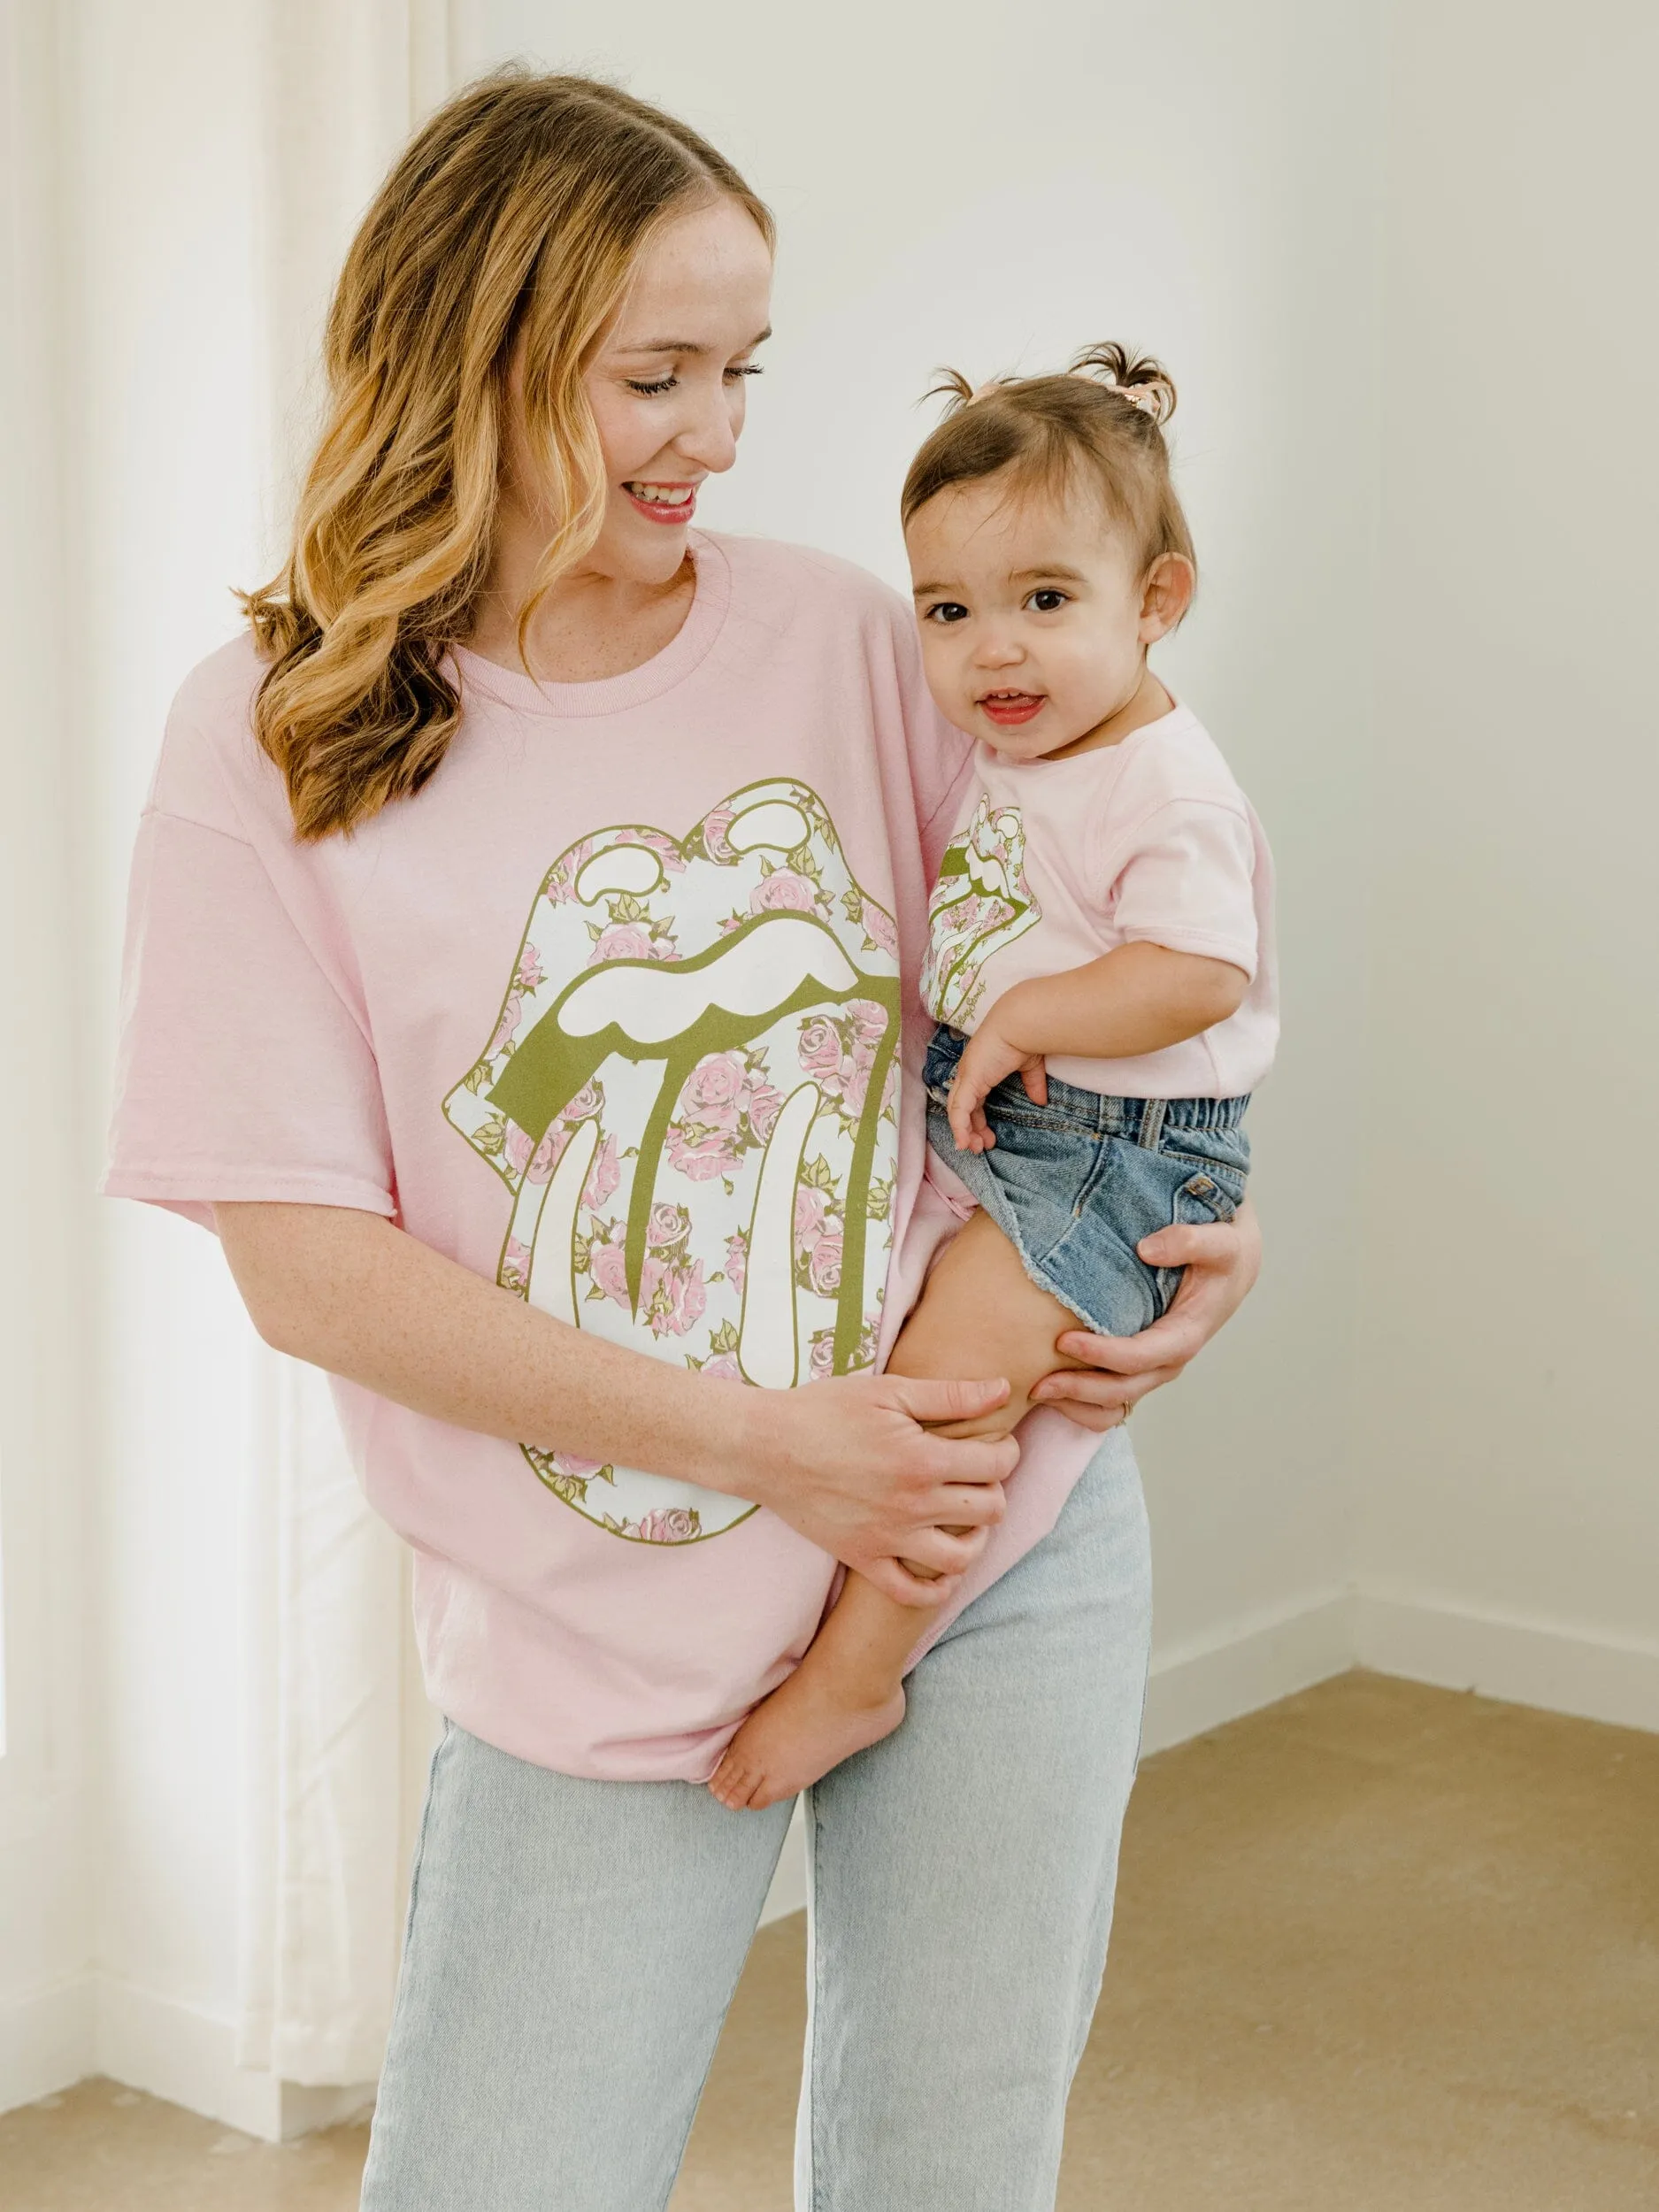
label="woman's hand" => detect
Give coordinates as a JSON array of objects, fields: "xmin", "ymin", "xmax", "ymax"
[
  {"xmin": 741, "ymin": 1373, "xmax": 1020, "ymax": 1607},
  {"xmin": 214, "ymin": 1201, "xmax": 1018, "ymax": 1613},
  {"xmin": 1029, "ymin": 1198, "xmax": 1262, "ymax": 1431}
]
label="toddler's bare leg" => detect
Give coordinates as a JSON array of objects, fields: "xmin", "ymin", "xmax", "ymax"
[
  {"xmin": 886, "ymin": 1206, "xmax": 1092, "ymax": 1438},
  {"xmin": 709, "ymin": 1571, "xmax": 918, "ymax": 1809},
  {"xmin": 709, "ymin": 1210, "xmax": 1087, "ymax": 1812}
]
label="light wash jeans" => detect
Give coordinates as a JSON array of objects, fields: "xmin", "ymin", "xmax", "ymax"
[{"xmin": 359, "ymin": 1431, "xmax": 1151, "ymax": 2211}]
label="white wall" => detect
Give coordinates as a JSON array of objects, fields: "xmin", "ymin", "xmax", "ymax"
[
  {"xmin": 468, "ymin": 0, "xmax": 1390, "ymax": 1686},
  {"xmin": 1353, "ymin": 0, "xmax": 1659, "ymax": 1709}
]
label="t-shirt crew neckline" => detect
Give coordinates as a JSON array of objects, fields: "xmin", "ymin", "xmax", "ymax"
[
  {"xmin": 995, "ymin": 697, "xmax": 1194, "ymax": 777},
  {"xmin": 450, "ymin": 530, "xmax": 733, "ymax": 719}
]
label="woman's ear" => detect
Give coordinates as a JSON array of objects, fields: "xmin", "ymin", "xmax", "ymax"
[{"xmin": 1139, "ymin": 553, "xmax": 1195, "ymax": 642}]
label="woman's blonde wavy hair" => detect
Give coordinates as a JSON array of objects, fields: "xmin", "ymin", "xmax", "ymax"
[{"xmin": 242, "ymin": 70, "xmax": 773, "ymax": 841}]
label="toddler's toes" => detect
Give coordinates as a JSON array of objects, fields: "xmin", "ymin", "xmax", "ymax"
[{"xmin": 708, "ymin": 1752, "xmax": 758, "ymax": 1810}]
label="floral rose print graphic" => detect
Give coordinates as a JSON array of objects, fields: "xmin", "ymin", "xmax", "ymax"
[
  {"xmin": 443, "ymin": 781, "xmax": 901, "ymax": 1544},
  {"xmin": 920, "ymin": 795, "xmax": 1041, "ymax": 1029}
]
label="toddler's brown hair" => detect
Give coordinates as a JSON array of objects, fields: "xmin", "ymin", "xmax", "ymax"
[{"xmin": 901, "ymin": 343, "xmax": 1196, "ymax": 595}]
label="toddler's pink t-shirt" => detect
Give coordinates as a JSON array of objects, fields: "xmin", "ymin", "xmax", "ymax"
[
  {"xmin": 104, "ymin": 533, "xmax": 1099, "ymax": 1780},
  {"xmin": 921, "ymin": 703, "xmax": 1278, "ymax": 1097}
]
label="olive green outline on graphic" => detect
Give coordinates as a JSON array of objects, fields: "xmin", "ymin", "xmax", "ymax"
[
  {"xmin": 439, "ymin": 780, "xmax": 902, "ymax": 1538},
  {"xmin": 926, "ymin": 800, "xmax": 1041, "ymax": 1023},
  {"xmin": 488, "ymin": 909, "xmax": 900, "ymax": 1379}
]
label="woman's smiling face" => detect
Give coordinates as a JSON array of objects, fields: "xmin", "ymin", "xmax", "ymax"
[
  {"xmin": 549, "ymin": 196, "xmax": 772, "ymax": 587},
  {"xmin": 502, "ymin": 196, "xmax": 772, "ymax": 591}
]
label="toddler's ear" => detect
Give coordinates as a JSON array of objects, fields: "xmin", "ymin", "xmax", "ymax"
[{"xmin": 1139, "ymin": 554, "xmax": 1195, "ymax": 641}]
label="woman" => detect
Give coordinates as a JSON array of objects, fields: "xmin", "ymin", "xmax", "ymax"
[{"xmin": 104, "ymin": 72, "xmax": 1259, "ymax": 2209}]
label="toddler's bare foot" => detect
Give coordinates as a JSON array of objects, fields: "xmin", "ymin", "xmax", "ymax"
[{"xmin": 709, "ymin": 1671, "xmax": 907, "ymax": 1811}]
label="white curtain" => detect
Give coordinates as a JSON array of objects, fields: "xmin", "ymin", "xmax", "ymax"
[
  {"xmin": 235, "ymin": 1361, "xmax": 415, "ymax": 2083},
  {"xmin": 234, "ymin": 0, "xmax": 461, "ymax": 2089}
]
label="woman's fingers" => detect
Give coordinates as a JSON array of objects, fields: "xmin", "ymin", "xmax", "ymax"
[
  {"xmin": 1056, "ymin": 1324, "xmax": 1192, "ymax": 1376},
  {"xmin": 884, "ymin": 1373, "xmax": 1012, "ymax": 1431},
  {"xmin": 928, "ymin": 1476, "xmax": 1010, "ymax": 1529},
  {"xmin": 1134, "ymin": 1218, "xmax": 1240, "ymax": 1270},
  {"xmin": 898, "ymin": 1521, "xmax": 991, "ymax": 1579},
  {"xmin": 861, "ymin": 1556, "xmax": 964, "ymax": 1608},
  {"xmin": 1075, "ymin": 1214, "xmax": 1261, "ymax": 1371},
  {"xmin": 1031, "ymin": 1360, "xmax": 1180, "ymax": 1411},
  {"xmin": 857, "ymin": 1517, "xmax": 992, "ymax": 1607}
]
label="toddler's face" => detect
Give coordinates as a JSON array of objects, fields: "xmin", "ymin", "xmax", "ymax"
[{"xmin": 906, "ymin": 473, "xmax": 1168, "ymax": 760}]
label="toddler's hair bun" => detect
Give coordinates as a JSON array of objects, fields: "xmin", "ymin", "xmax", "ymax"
[
  {"xmin": 921, "ymin": 345, "xmax": 1178, "ymax": 429},
  {"xmin": 1067, "ymin": 342, "xmax": 1178, "ymax": 426},
  {"xmin": 922, "ymin": 365, "xmax": 983, "ymax": 416}
]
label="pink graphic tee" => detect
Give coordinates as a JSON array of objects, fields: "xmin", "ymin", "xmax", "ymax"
[
  {"xmin": 104, "ymin": 533, "xmax": 1100, "ymax": 1779},
  {"xmin": 921, "ymin": 703, "xmax": 1279, "ymax": 1098}
]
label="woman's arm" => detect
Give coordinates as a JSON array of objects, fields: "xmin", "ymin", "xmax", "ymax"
[
  {"xmin": 215, "ymin": 1202, "xmax": 1019, "ymax": 1608},
  {"xmin": 1031, "ymin": 1202, "xmax": 1263, "ymax": 1430},
  {"xmin": 948, "ymin": 943, "xmax": 1248, "ymax": 1149}
]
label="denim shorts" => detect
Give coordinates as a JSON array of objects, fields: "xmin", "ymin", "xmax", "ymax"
[{"xmin": 923, "ymin": 1023, "xmax": 1251, "ymax": 1336}]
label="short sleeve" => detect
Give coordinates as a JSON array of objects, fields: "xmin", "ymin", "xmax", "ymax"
[
  {"xmin": 1106, "ymin": 799, "xmax": 1260, "ymax": 979},
  {"xmin": 103, "ymin": 808, "xmax": 396, "ymax": 1231}
]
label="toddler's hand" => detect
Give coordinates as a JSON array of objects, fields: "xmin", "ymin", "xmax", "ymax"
[{"xmin": 948, "ymin": 1016, "xmax": 1048, "ymax": 1152}]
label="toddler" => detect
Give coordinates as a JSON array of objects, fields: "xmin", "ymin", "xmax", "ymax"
[{"xmin": 711, "ymin": 345, "xmax": 1277, "ymax": 1810}]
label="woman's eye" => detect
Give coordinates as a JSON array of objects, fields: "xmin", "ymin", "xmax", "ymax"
[
  {"xmin": 925, "ymin": 602, "xmax": 970, "ymax": 625},
  {"xmin": 724, "ymin": 363, "xmax": 764, "ymax": 384},
  {"xmin": 626, "ymin": 375, "xmax": 678, "ymax": 396},
  {"xmin": 1027, "ymin": 588, "xmax": 1070, "ymax": 613}
]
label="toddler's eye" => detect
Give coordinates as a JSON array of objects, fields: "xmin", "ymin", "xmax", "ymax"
[
  {"xmin": 1026, "ymin": 588, "xmax": 1070, "ymax": 613},
  {"xmin": 924, "ymin": 602, "xmax": 970, "ymax": 625}
]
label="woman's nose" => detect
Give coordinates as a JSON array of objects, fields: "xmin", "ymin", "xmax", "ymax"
[{"xmin": 677, "ymin": 392, "xmax": 740, "ymax": 475}]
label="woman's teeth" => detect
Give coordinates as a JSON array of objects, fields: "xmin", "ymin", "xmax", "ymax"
[{"xmin": 626, "ymin": 480, "xmax": 698, "ymax": 525}]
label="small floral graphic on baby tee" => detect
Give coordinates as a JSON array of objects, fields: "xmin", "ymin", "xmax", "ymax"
[
  {"xmin": 921, "ymin": 795, "xmax": 1042, "ymax": 1028},
  {"xmin": 443, "ymin": 780, "xmax": 903, "ymax": 1545}
]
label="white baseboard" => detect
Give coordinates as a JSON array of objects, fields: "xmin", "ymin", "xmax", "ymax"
[
  {"xmin": 1354, "ymin": 1590, "xmax": 1659, "ymax": 1736},
  {"xmin": 94, "ymin": 1977, "xmax": 374, "ymax": 2142},
  {"xmin": 1142, "ymin": 1588, "xmax": 1354, "ymax": 1755},
  {"xmin": 0, "ymin": 1973, "xmax": 94, "ymax": 2115},
  {"xmin": 1139, "ymin": 1582, "xmax": 1659, "ymax": 1757}
]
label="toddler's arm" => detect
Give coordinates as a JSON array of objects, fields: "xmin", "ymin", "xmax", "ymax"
[{"xmin": 947, "ymin": 943, "xmax": 1247, "ymax": 1152}]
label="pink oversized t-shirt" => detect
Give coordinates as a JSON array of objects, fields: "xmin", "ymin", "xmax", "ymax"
[
  {"xmin": 104, "ymin": 532, "xmax": 1098, "ymax": 1780},
  {"xmin": 921, "ymin": 703, "xmax": 1278, "ymax": 1097}
]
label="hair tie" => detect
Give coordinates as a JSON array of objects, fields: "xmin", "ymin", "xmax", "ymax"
[{"xmin": 1071, "ymin": 368, "xmax": 1164, "ymax": 419}]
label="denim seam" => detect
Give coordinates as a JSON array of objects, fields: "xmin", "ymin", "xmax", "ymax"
[
  {"xmin": 806, "ymin": 1787, "xmax": 826, "ymax": 2212},
  {"xmin": 1064, "ymin": 1133, "xmax": 1117, "ymax": 1225},
  {"xmin": 400, "ymin": 1724, "xmax": 447, "ymax": 1950}
]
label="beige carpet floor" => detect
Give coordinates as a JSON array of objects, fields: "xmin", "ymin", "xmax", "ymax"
[{"xmin": 4, "ymin": 1672, "xmax": 1655, "ymax": 2209}]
